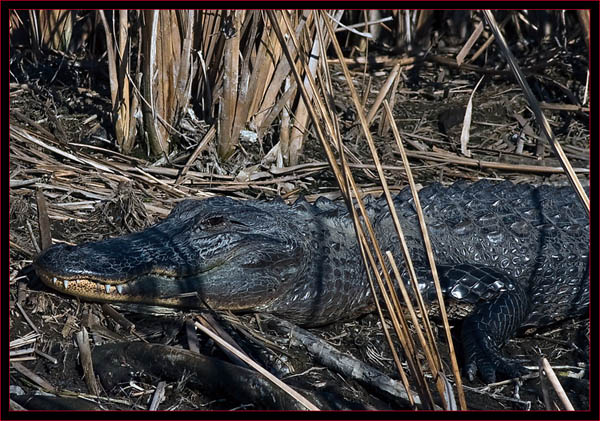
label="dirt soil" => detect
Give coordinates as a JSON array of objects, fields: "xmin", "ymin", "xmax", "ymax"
[{"xmin": 9, "ymin": 25, "xmax": 590, "ymax": 412}]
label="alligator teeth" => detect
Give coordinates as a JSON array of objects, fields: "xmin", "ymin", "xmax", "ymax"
[
  {"xmin": 53, "ymin": 277, "xmax": 58, "ymax": 285},
  {"xmin": 63, "ymin": 280, "xmax": 69, "ymax": 289},
  {"xmin": 116, "ymin": 285, "xmax": 123, "ymax": 294},
  {"xmin": 105, "ymin": 284, "xmax": 111, "ymax": 294}
]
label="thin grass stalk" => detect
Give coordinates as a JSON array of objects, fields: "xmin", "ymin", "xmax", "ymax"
[
  {"xmin": 280, "ymin": 10, "xmax": 365, "ymax": 170},
  {"xmin": 467, "ymin": 13, "xmax": 511, "ymax": 64},
  {"xmin": 268, "ymin": 23, "xmax": 434, "ymax": 408},
  {"xmin": 346, "ymin": 108, "xmax": 449, "ymax": 408},
  {"xmin": 366, "ymin": 63, "xmax": 401, "ymax": 125},
  {"xmin": 266, "ymin": 10, "xmax": 347, "ymax": 197},
  {"xmin": 338, "ymin": 155, "xmax": 436, "ymax": 409},
  {"xmin": 378, "ymin": 68, "xmax": 402, "ymax": 136},
  {"xmin": 482, "ymin": 10, "xmax": 589, "ymax": 216},
  {"xmin": 315, "ymin": 26, "xmax": 435, "ymax": 407},
  {"xmin": 336, "ymin": 132, "xmax": 426, "ymax": 408},
  {"xmin": 456, "ymin": 21, "xmax": 484, "ymax": 66},
  {"xmin": 321, "ymin": 11, "xmax": 464, "ymax": 409},
  {"xmin": 384, "ymin": 101, "xmax": 467, "ymax": 409},
  {"xmin": 268, "ymin": 22, "xmax": 428, "ymax": 405},
  {"xmin": 194, "ymin": 321, "xmax": 319, "ymax": 410},
  {"xmin": 385, "ymin": 252, "xmax": 440, "ymax": 370},
  {"xmin": 326, "ymin": 145, "xmax": 416, "ymax": 408}
]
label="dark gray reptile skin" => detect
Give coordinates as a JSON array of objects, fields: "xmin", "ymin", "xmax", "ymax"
[{"xmin": 34, "ymin": 180, "xmax": 589, "ymax": 382}]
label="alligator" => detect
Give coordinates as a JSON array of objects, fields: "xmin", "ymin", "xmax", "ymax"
[{"xmin": 33, "ymin": 180, "xmax": 590, "ymax": 383}]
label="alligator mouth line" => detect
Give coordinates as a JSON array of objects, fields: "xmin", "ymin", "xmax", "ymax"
[{"xmin": 35, "ymin": 268, "xmax": 201, "ymax": 306}]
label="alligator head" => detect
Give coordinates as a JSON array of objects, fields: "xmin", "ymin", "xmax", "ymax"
[{"xmin": 34, "ymin": 197, "xmax": 308, "ymax": 311}]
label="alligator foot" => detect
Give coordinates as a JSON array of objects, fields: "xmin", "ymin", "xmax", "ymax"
[
  {"xmin": 460, "ymin": 284, "xmax": 530, "ymax": 383},
  {"xmin": 462, "ymin": 321, "xmax": 529, "ymax": 383}
]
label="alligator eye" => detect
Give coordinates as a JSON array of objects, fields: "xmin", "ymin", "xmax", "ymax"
[{"xmin": 202, "ymin": 216, "xmax": 226, "ymax": 228}]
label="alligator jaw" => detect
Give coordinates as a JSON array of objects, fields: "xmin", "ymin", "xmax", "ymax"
[{"xmin": 35, "ymin": 267, "xmax": 195, "ymax": 307}]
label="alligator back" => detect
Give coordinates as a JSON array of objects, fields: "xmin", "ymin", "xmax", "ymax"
[{"xmin": 376, "ymin": 180, "xmax": 589, "ymax": 327}]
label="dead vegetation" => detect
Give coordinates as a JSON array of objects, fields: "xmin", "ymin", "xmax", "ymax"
[{"xmin": 9, "ymin": 10, "xmax": 590, "ymax": 411}]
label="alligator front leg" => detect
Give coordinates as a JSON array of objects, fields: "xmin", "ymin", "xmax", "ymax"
[
  {"xmin": 461, "ymin": 282, "xmax": 530, "ymax": 383},
  {"xmin": 409, "ymin": 264, "xmax": 531, "ymax": 383}
]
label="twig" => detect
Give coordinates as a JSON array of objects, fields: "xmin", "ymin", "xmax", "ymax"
[
  {"xmin": 148, "ymin": 381, "xmax": 166, "ymax": 410},
  {"xmin": 11, "ymin": 361, "xmax": 56, "ymax": 393},
  {"xmin": 16, "ymin": 303, "xmax": 40, "ymax": 335},
  {"xmin": 74, "ymin": 327, "xmax": 99, "ymax": 396},
  {"xmin": 35, "ymin": 348, "xmax": 58, "ymax": 365},
  {"xmin": 196, "ymin": 314, "xmax": 248, "ymax": 368},
  {"xmin": 540, "ymin": 357, "xmax": 575, "ymax": 410},
  {"xmin": 194, "ymin": 321, "xmax": 319, "ymax": 411}
]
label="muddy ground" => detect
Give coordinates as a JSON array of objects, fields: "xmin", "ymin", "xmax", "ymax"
[{"xmin": 9, "ymin": 23, "xmax": 590, "ymax": 412}]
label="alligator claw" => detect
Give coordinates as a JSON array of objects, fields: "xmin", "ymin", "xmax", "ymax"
[
  {"xmin": 463, "ymin": 341, "xmax": 529, "ymax": 383},
  {"xmin": 460, "ymin": 280, "xmax": 530, "ymax": 383}
]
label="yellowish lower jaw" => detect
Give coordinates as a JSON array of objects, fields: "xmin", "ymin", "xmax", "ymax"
[{"xmin": 36, "ymin": 272, "xmax": 185, "ymax": 306}]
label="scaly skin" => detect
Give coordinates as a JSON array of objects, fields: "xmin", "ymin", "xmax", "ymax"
[{"xmin": 34, "ymin": 180, "xmax": 589, "ymax": 382}]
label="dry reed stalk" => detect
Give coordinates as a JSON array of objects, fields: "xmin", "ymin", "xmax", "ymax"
[
  {"xmin": 253, "ymin": 12, "xmax": 296, "ymax": 136},
  {"xmin": 286, "ymin": 12, "xmax": 319, "ymax": 165},
  {"xmin": 577, "ymin": 10, "xmax": 590, "ymax": 50},
  {"xmin": 384, "ymin": 101, "xmax": 467, "ymax": 409},
  {"xmin": 116, "ymin": 11, "xmax": 134, "ymax": 152},
  {"xmin": 11, "ymin": 362, "xmax": 56, "ymax": 393},
  {"xmin": 141, "ymin": 11, "xmax": 164, "ymax": 155},
  {"xmin": 248, "ymin": 12, "xmax": 281, "ymax": 126},
  {"xmin": 193, "ymin": 11, "xmax": 223, "ymax": 120},
  {"xmin": 539, "ymin": 358, "xmax": 575, "ymax": 411},
  {"xmin": 321, "ymin": 11, "xmax": 465, "ymax": 409},
  {"xmin": 338, "ymin": 153, "xmax": 435, "ymax": 409},
  {"xmin": 334, "ymin": 122, "xmax": 427, "ymax": 408},
  {"xmin": 74, "ymin": 327, "xmax": 99, "ymax": 396},
  {"xmin": 229, "ymin": 12, "xmax": 257, "ymax": 147},
  {"xmin": 482, "ymin": 10, "xmax": 589, "ymax": 216},
  {"xmin": 456, "ymin": 20, "xmax": 483, "ymax": 66},
  {"xmin": 378, "ymin": 66, "xmax": 402, "ymax": 136},
  {"xmin": 276, "ymin": 10, "xmax": 362, "ymax": 173},
  {"xmin": 218, "ymin": 11, "xmax": 242, "ymax": 159},
  {"xmin": 38, "ymin": 10, "xmax": 72, "ymax": 51},
  {"xmin": 194, "ymin": 321, "xmax": 319, "ymax": 410},
  {"xmin": 366, "ymin": 63, "xmax": 401, "ymax": 125},
  {"xmin": 267, "ymin": 11, "xmax": 347, "ymax": 196},
  {"xmin": 273, "ymin": 9, "xmax": 441, "ymax": 408},
  {"xmin": 26, "ymin": 11, "xmax": 41, "ymax": 53},
  {"xmin": 467, "ymin": 13, "xmax": 511, "ymax": 64},
  {"xmin": 99, "ymin": 11, "xmax": 138, "ymax": 154}
]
